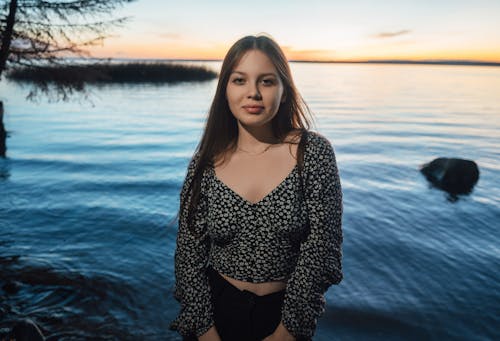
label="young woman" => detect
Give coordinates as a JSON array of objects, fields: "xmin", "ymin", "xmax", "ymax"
[{"xmin": 169, "ymin": 35, "xmax": 343, "ymax": 341}]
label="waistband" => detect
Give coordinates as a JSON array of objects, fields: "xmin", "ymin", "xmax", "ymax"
[{"xmin": 207, "ymin": 266, "xmax": 286, "ymax": 304}]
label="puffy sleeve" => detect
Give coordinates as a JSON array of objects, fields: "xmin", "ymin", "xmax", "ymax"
[
  {"xmin": 169, "ymin": 152, "xmax": 215, "ymax": 338},
  {"xmin": 281, "ymin": 133, "xmax": 344, "ymax": 339}
]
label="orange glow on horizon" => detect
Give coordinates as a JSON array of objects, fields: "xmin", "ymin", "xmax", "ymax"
[
  {"xmin": 87, "ymin": 40, "xmax": 500, "ymax": 63},
  {"xmin": 79, "ymin": 1, "xmax": 500, "ymax": 65}
]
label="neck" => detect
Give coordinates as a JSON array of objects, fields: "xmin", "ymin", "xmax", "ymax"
[{"xmin": 236, "ymin": 122, "xmax": 278, "ymax": 151}]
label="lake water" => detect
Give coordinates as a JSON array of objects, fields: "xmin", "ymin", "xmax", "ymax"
[{"xmin": 0, "ymin": 61, "xmax": 499, "ymax": 340}]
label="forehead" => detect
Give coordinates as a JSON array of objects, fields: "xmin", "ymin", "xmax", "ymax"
[{"xmin": 232, "ymin": 49, "xmax": 278, "ymax": 75}]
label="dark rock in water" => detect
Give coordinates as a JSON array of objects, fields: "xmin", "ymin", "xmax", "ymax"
[
  {"xmin": 420, "ymin": 157, "xmax": 479, "ymax": 195},
  {"xmin": 8, "ymin": 319, "xmax": 45, "ymax": 341},
  {"xmin": 2, "ymin": 280, "xmax": 22, "ymax": 294}
]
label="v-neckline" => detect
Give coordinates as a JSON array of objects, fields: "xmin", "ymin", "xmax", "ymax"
[{"xmin": 210, "ymin": 164, "xmax": 298, "ymax": 206}]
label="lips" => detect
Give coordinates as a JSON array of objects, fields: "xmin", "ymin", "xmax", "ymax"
[{"xmin": 243, "ymin": 105, "xmax": 264, "ymax": 114}]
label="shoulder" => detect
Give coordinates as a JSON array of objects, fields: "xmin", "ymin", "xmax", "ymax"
[
  {"xmin": 181, "ymin": 151, "xmax": 209, "ymax": 198},
  {"xmin": 305, "ymin": 130, "xmax": 329, "ymax": 143},
  {"xmin": 185, "ymin": 152, "xmax": 197, "ymax": 176},
  {"xmin": 284, "ymin": 128, "xmax": 332, "ymax": 148},
  {"xmin": 188, "ymin": 151, "xmax": 202, "ymax": 169},
  {"xmin": 302, "ymin": 132, "xmax": 341, "ymax": 189},
  {"xmin": 304, "ymin": 130, "xmax": 335, "ymax": 155},
  {"xmin": 188, "ymin": 151, "xmax": 211, "ymax": 186},
  {"xmin": 301, "ymin": 130, "xmax": 339, "ymax": 180},
  {"xmin": 183, "ymin": 151, "xmax": 205, "ymax": 184}
]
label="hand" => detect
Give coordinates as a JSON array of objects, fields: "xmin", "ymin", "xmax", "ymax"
[
  {"xmin": 262, "ymin": 322, "xmax": 296, "ymax": 341},
  {"xmin": 198, "ymin": 325, "xmax": 222, "ymax": 341}
]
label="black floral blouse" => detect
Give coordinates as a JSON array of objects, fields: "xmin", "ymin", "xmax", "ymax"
[{"xmin": 169, "ymin": 130, "xmax": 343, "ymax": 339}]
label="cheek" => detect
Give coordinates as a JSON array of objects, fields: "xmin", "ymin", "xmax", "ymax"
[
  {"xmin": 225, "ymin": 88, "xmax": 234, "ymax": 104},
  {"xmin": 269, "ymin": 88, "xmax": 284, "ymax": 106},
  {"xmin": 226, "ymin": 85, "xmax": 241, "ymax": 103},
  {"xmin": 225, "ymin": 88, "xmax": 242, "ymax": 113}
]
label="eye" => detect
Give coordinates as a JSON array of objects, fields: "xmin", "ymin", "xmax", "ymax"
[
  {"xmin": 262, "ymin": 78, "xmax": 276, "ymax": 86},
  {"xmin": 232, "ymin": 77, "xmax": 245, "ymax": 85}
]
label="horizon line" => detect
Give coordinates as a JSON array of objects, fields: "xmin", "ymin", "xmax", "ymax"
[{"xmin": 81, "ymin": 57, "xmax": 500, "ymax": 67}]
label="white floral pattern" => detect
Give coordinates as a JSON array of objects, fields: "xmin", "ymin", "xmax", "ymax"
[{"xmin": 169, "ymin": 130, "xmax": 343, "ymax": 339}]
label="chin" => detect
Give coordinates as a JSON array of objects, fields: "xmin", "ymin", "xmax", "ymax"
[{"xmin": 240, "ymin": 120, "xmax": 273, "ymax": 129}]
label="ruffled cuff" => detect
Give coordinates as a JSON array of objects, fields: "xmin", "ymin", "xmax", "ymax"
[
  {"xmin": 281, "ymin": 292, "xmax": 326, "ymax": 339},
  {"xmin": 169, "ymin": 305, "xmax": 215, "ymax": 338}
]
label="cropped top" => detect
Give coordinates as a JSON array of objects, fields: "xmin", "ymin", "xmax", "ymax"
[{"xmin": 169, "ymin": 131, "xmax": 343, "ymax": 339}]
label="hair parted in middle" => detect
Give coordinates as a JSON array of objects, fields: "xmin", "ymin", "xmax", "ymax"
[{"xmin": 180, "ymin": 34, "xmax": 316, "ymax": 236}]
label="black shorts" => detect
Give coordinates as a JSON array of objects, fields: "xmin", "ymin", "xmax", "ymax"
[
  {"xmin": 183, "ymin": 266, "xmax": 287, "ymax": 341},
  {"xmin": 209, "ymin": 266, "xmax": 287, "ymax": 341}
]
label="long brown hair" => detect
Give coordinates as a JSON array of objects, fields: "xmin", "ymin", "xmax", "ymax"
[{"xmin": 178, "ymin": 34, "xmax": 315, "ymax": 236}]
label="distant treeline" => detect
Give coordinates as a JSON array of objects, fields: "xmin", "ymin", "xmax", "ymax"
[
  {"xmin": 291, "ymin": 60, "xmax": 500, "ymax": 67},
  {"xmin": 7, "ymin": 63, "xmax": 218, "ymax": 84}
]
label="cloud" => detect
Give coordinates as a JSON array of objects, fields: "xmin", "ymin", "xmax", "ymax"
[{"xmin": 372, "ymin": 30, "xmax": 412, "ymax": 38}]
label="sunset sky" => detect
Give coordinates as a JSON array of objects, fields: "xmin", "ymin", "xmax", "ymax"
[{"xmin": 88, "ymin": 0, "xmax": 500, "ymax": 62}]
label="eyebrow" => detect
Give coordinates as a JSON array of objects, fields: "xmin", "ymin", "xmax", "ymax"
[{"xmin": 231, "ymin": 71, "xmax": 278, "ymax": 77}]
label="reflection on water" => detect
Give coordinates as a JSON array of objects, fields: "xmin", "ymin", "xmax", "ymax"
[{"xmin": 0, "ymin": 62, "xmax": 499, "ymax": 340}]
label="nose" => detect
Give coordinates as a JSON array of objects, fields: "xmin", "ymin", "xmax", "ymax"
[{"xmin": 247, "ymin": 83, "xmax": 262, "ymax": 100}]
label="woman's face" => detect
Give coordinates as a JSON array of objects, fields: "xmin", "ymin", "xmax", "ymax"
[{"xmin": 225, "ymin": 49, "xmax": 285, "ymax": 130}]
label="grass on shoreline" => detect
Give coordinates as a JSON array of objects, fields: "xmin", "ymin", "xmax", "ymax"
[{"xmin": 7, "ymin": 62, "xmax": 218, "ymax": 84}]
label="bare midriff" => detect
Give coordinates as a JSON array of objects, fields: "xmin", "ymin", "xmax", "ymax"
[{"xmin": 218, "ymin": 271, "xmax": 287, "ymax": 296}]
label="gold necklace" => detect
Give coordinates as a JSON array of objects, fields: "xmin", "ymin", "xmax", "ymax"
[{"xmin": 237, "ymin": 143, "xmax": 274, "ymax": 156}]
